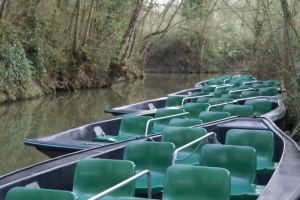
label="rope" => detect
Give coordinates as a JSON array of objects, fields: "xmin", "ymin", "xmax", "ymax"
[{"xmin": 175, "ymin": 139, "xmax": 204, "ymax": 162}]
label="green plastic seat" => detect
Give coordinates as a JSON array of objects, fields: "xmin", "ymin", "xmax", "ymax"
[
  {"xmin": 244, "ymin": 99, "xmax": 272, "ymax": 115},
  {"xmin": 190, "ymin": 92, "xmax": 210, "ymax": 103},
  {"xmin": 251, "ymin": 82, "xmax": 268, "ymax": 88},
  {"xmin": 241, "ymin": 90, "xmax": 261, "ymax": 98},
  {"xmin": 238, "ymin": 75, "xmax": 254, "ymax": 80},
  {"xmin": 228, "ymin": 79, "xmax": 244, "ymax": 87},
  {"xmin": 196, "ymin": 97, "xmax": 211, "ymax": 103},
  {"xmin": 123, "ymin": 141, "xmax": 175, "ymax": 194},
  {"xmin": 217, "ymin": 75, "xmax": 233, "ymax": 80},
  {"xmin": 165, "ymin": 95, "xmax": 186, "ymax": 107},
  {"xmin": 223, "ymin": 104, "xmax": 253, "ymax": 117},
  {"xmin": 161, "ymin": 126, "xmax": 207, "ymax": 164},
  {"xmin": 183, "ymin": 103, "xmax": 209, "ymax": 119},
  {"xmin": 199, "ymin": 144, "xmax": 262, "ymax": 200},
  {"xmin": 162, "ymin": 165, "xmax": 231, "ymax": 200},
  {"xmin": 201, "ymin": 85, "xmax": 217, "ymax": 93},
  {"xmin": 169, "ymin": 118, "xmax": 202, "ymax": 127},
  {"xmin": 228, "ymin": 89, "xmax": 244, "ymax": 95},
  {"xmin": 259, "ymin": 87, "xmax": 278, "ymax": 96},
  {"xmin": 238, "ymin": 84, "xmax": 252, "ymax": 89},
  {"xmin": 5, "ymin": 187, "xmax": 77, "ymax": 200},
  {"xmin": 73, "ymin": 158, "xmax": 135, "ymax": 200},
  {"xmin": 214, "ymin": 90, "xmax": 229, "ymax": 98},
  {"xmin": 209, "ymin": 78, "xmax": 225, "ymax": 85},
  {"xmin": 208, "ymin": 98, "xmax": 233, "ymax": 105},
  {"xmin": 199, "ymin": 111, "xmax": 230, "ymax": 123},
  {"xmin": 263, "ymin": 80, "xmax": 279, "ymax": 87},
  {"xmin": 207, "ymin": 98, "xmax": 233, "ymax": 112},
  {"xmin": 152, "ymin": 108, "xmax": 185, "ymax": 133},
  {"xmin": 221, "ymin": 94, "xmax": 242, "ymax": 100},
  {"xmin": 94, "ymin": 115, "xmax": 153, "ymax": 142},
  {"xmin": 225, "ymin": 129, "xmax": 276, "ymax": 174}
]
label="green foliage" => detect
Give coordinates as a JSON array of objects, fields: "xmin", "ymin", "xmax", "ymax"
[{"xmin": 0, "ymin": 41, "xmax": 33, "ymax": 84}]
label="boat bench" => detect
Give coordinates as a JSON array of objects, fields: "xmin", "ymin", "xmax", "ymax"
[
  {"xmin": 244, "ymin": 99, "xmax": 272, "ymax": 115},
  {"xmin": 123, "ymin": 141, "xmax": 175, "ymax": 195},
  {"xmin": 168, "ymin": 118, "xmax": 202, "ymax": 127},
  {"xmin": 190, "ymin": 92, "xmax": 210, "ymax": 103},
  {"xmin": 5, "ymin": 187, "xmax": 77, "ymax": 200},
  {"xmin": 259, "ymin": 87, "xmax": 279, "ymax": 96},
  {"xmin": 199, "ymin": 144, "xmax": 265, "ymax": 200},
  {"xmin": 94, "ymin": 115, "xmax": 153, "ymax": 142},
  {"xmin": 241, "ymin": 90, "xmax": 262, "ymax": 98},
  {"xmin": 152, "ymin": 108, "xmax": 187, "ymax": 133},
  {"xmin": 165, "ymin": 95, "xmax": 186, "ymax": 107},
  {"xmin": 199, "ymin": 111, "xmax": 230, "ymax": 123},
  {"xmin": 223, "ymin": 104, "xmax": 253, "ymax": 117},
  {"xmin": 225, "ymin": 129, "xmax": 277, "ymax": 174},
  {"xmin": 183, "ymin": 103, "xmax": 209, "ymax": 119},
  {"xmin": 161, "ymin": 126, "xmax": 207, "ymax": 165},
  {"xmin": 118, "ymin": 165, "xmax": 231, "ymax": 200}
]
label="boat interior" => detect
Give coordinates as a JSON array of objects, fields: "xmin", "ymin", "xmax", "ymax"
[{"xmin": 3, "ymin": 116, "xmax": 299, "ymax": 200}]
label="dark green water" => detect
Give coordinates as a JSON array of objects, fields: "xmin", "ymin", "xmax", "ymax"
[{"xmin": 0, "ymin": 73, "xmax": 219, "ymax": 176}]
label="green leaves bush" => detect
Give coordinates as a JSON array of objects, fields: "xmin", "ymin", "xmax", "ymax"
[{"xmin": 0, "ymin": 41, "xmax": 33, "ymax": 84}]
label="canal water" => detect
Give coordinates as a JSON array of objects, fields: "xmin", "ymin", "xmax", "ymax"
[{"xmin": 0, "ymin": 73, "xmax": 220, "ymax": 176}]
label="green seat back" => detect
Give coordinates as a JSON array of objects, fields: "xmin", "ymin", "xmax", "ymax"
[
  {"xmin": 5, "ymin": 187, "xmax": 76, "ymax": 200},
  {"xmin": 259, "ymin": 87, "xmax": 278, "ymax": 96},
  {"xmin": 228, "ymin": 79, "xmax": 244, "ymax": 87},
  {"xmin": 241, "ymin": 91, "xmax": 261, "ymax": 98},
  {"xmin": 199, "ymin": 144, "xmax": 257, "ymax": 197},
  {"xmin": 209, "ymin": 79, "xmax": 225, "ymax": 85},
  {"xmin": 183, "ymin": 103, "xmax": 209, "ymax": 119},
  {"xmin": 199, "ymin": 111, "xmax": 230, "ymax": 123},
  {"xmin": 162, "ymin": 165, "xmax": 231, "ymax": 200},
  {"xmin": 196, "ymin": 97, "xmax": 211, "ymax": 103},
  {"xmin": 169, "ymin": 118, "xmax": 202, "ymax": 127},
  {"xmin": 244, "ymin": 99, "xmax": 272, "ymax": 115},
  {"xmin": 239, "ymin": 75, "xmax": 254, "ymax": 80},
  {"xmin": 73, "ymin": 158, "xmax": 136, "ymax": 200},
  {"xmin": 225, "ymin": 129, "xmax": 275, "ymax": 174},
  {"xmin": 208, "ymin": 98, "xmax": 233, "ymax": 112},
  {"xmin": 217, "ymin": 75, "xmax": 232, "ymax": 80},
  {"xmin": 208, "ymin": 98, "xmax": 233, "ymax": 105},
  {"xmin": 228, "ymin": 89, "xmax": 243, "ymax": 95},
  {"xmin": 94, "ymin": 115, "xmax": 153, "ymax": 142},
  {"xmin": 221, "ymin": 94, "xmax": 242, "ymax": 100},
  {"xmin": 152, "ymin": 108, "xmax": 184, "ymax": 133},
  {"xmin": 263, "ymin": 80, "xmax": 279, "ymax": 87},
  {"xmin": 223, "ymin": 104, "xmax": 253, "ymax": 117},
  {"xmin": 238, "ymin": 84, "xmax": 252, "ymax": 89},
  {"xmin": 123, "ymin": 141, "xmax": 175, "ymax": 194},
  {"xmin": 165, "ymin": 95, "xmax": 185, "ymax": 107},
  {"xmin": 252, "ymin": 82, "xmax": 268, "ymax": 88},
  {"xmin": 190, "ymin": 92, "xmax": 210, "ymax": 103},
  {"xmin": 214, "ymin": 90, "xmax": 229, "ymax": 98},
  {"xmin": 201, "ymin": 85, "xmax": 217, "ymax": 93},
  {"xmin": 161, "ymin": 126, "xmax": 207, "ymax": 164}
]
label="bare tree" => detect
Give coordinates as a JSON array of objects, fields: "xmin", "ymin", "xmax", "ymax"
[{"xmin": 82, "ymin": 0, "xmax": 96, "ymax": 47}]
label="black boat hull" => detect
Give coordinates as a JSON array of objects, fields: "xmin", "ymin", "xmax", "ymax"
[{"xmin": 1, "ymin": 117, "xmax": 300, "ymax": 199}]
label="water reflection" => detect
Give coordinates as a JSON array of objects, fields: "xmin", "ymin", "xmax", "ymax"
[{"xmin": 0, "ymin": 73, "xmax": 219, "ymax": 176}]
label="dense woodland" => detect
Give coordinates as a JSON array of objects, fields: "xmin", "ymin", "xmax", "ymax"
[{"xmin": 0, "ymin": 0, "xmax": 299, "ymax": 141}]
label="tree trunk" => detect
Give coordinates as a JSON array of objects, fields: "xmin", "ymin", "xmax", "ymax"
[
  {"xmin": 0, "ymin": 0, "xmax": 8, "ymax": 19},
  {"xmin": 74, "ymin": 0, "xmax": 81, "ymax": 51},
  {"xmin": 82, "ymin": 0, "xmax": 95, "ymax": 47},
  {"xmin": 117, "ymin": 0, "xmax": 143, "ymax": 61}
]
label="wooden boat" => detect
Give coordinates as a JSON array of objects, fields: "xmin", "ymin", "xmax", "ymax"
[
  {"xmin": 104, "ymin": 75, "xmax": 282, "ymax": 116},
  {"xmin": 2, "ymin": 116, "xmax": 300, "ymax": 200},
  {"xmin": 24, "ymin": 92, "xmax": 286, "ymax": 158}
]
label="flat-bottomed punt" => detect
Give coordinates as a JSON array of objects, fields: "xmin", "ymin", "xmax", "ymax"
[{"xmin": 1, "ymin": 116, "xmax": 300, "ymax": 199}]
